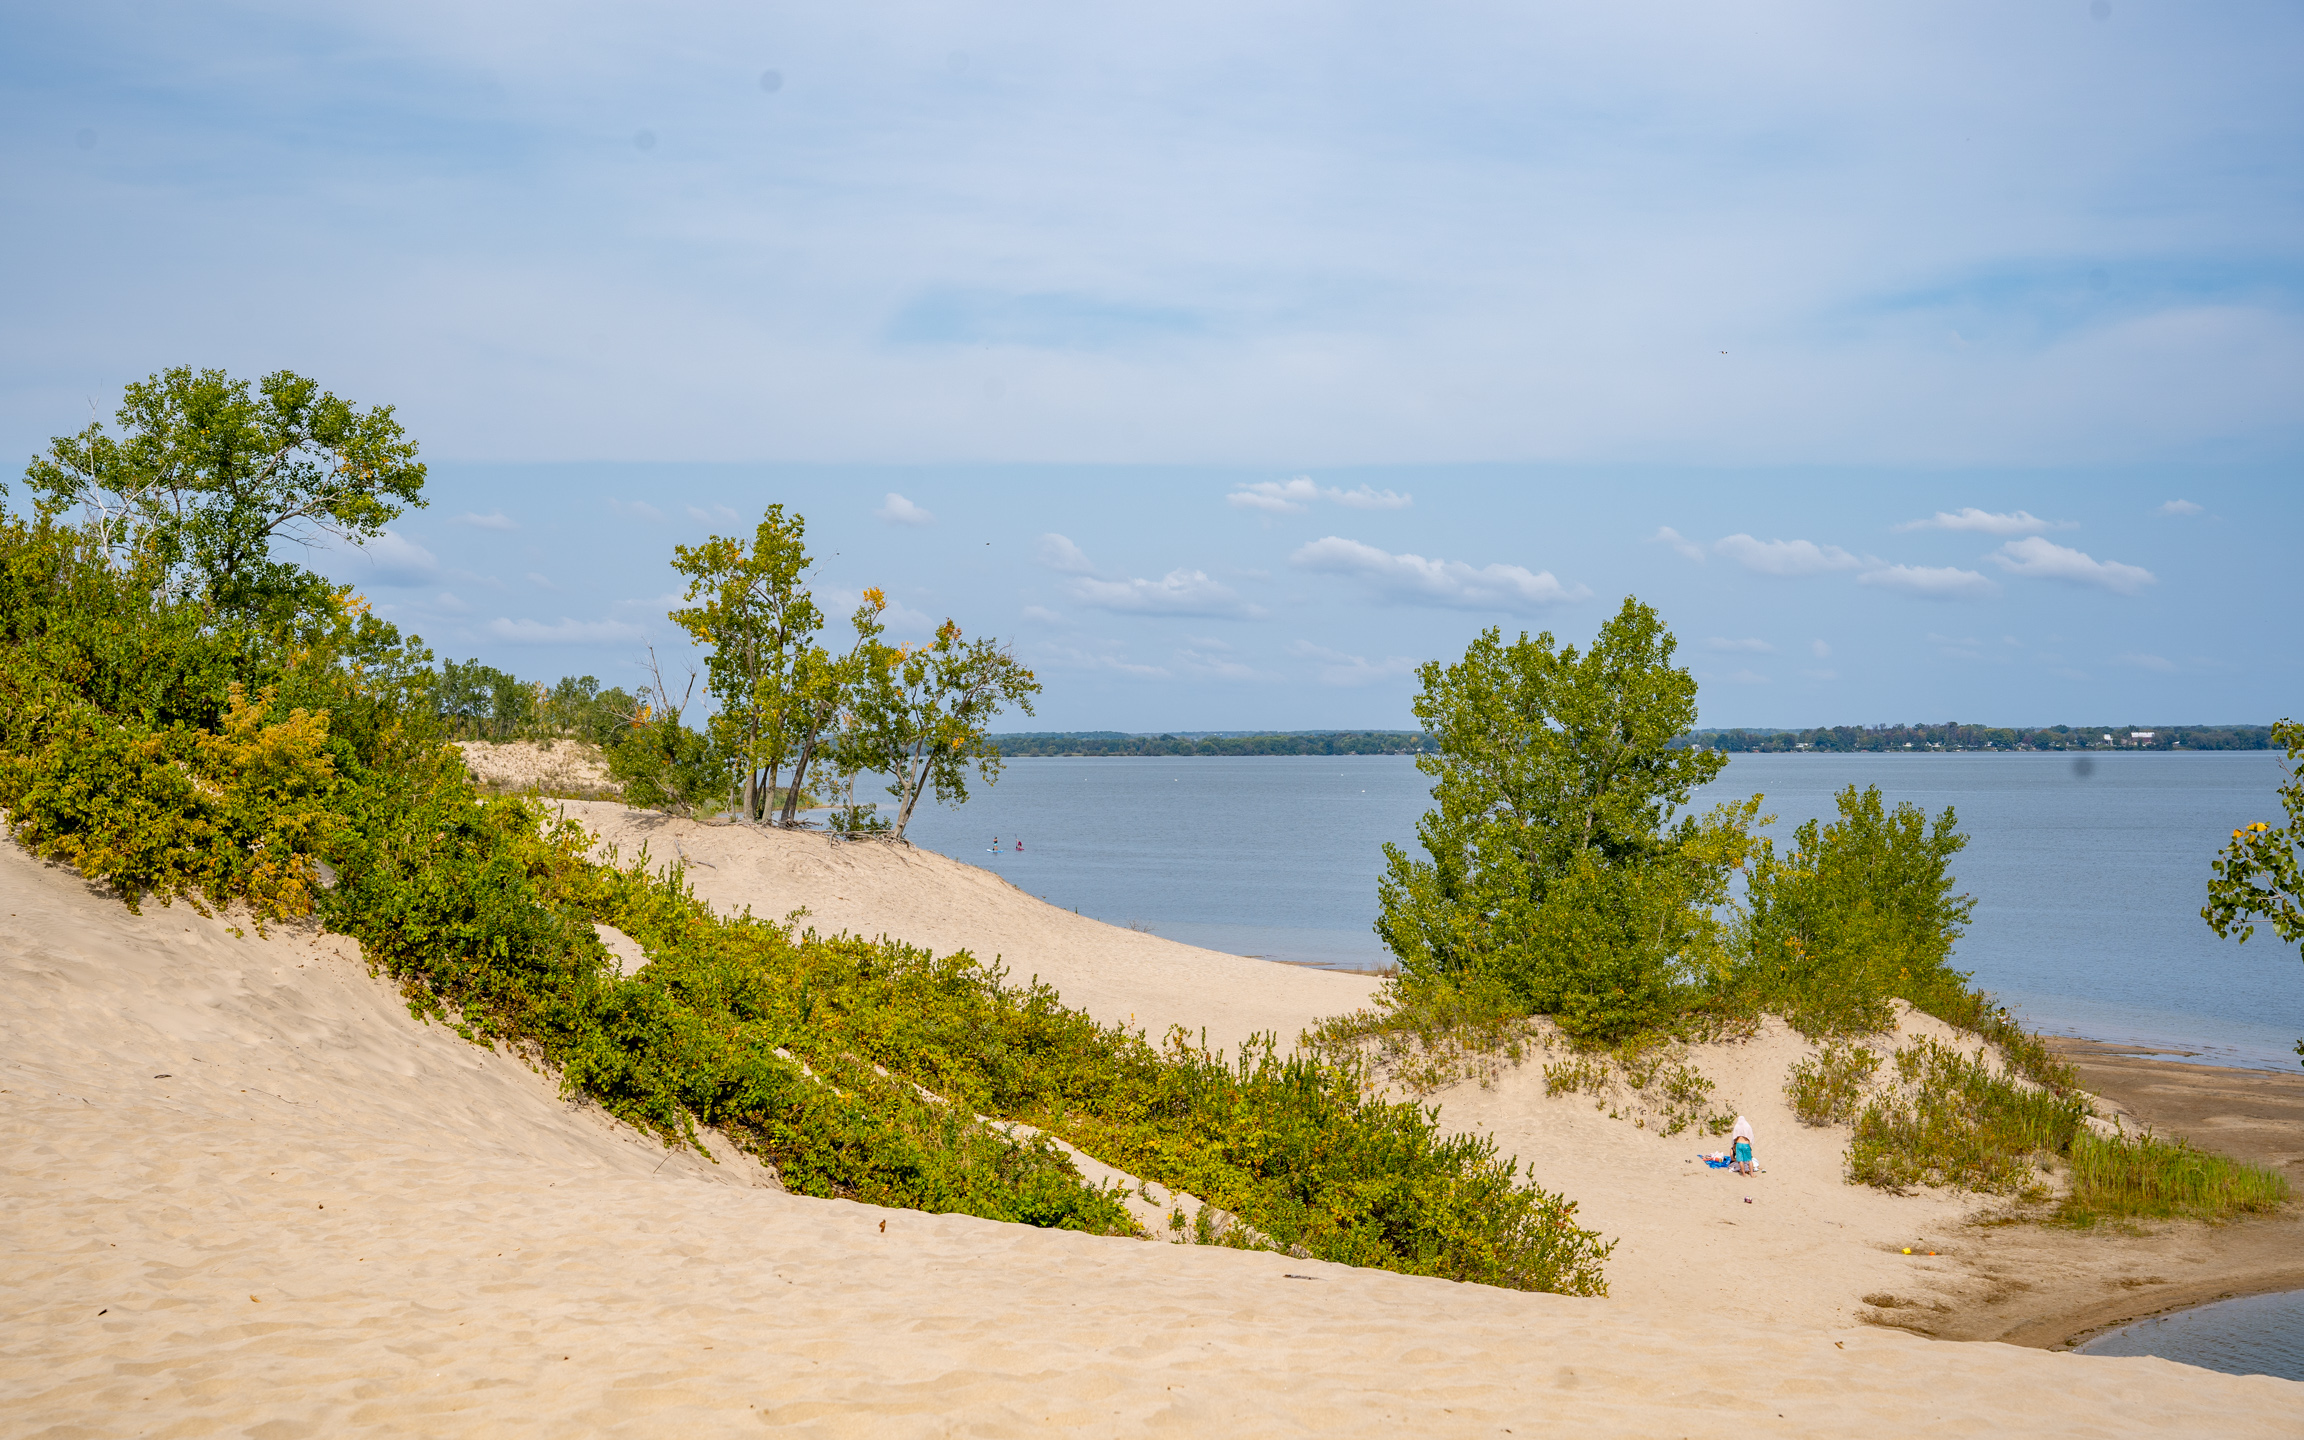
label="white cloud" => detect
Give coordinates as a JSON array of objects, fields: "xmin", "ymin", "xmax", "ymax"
[
  {"xmin": 1712, "ymin": 534, "xmax": 1861, "ymax": 576},
  {"xmin": 1290, "ymin": 640, "xmax": 1420, "ymax": 687},
  {"xmin": 434, "ymin": 591, "xmax": 469, "ymax": 614},
  {"xmin": 2119, "ymin": 651, "xmax": 2179, "ymax": 672},
  {"xmin": 1801, "ymin": 668, "xmax": 1838, "ymax": 681},
  {"xmin": 1035, "ymin": 642, "xmax": 1171, "ymax": 679},
  {"xmin": 1177, "ymin": 646, "xmax": 1259, "ymax": 680},
  {"xmin": 1020, "ymin": 604, "xmax": 1066, "ymax": 624},
  {"xmin": 1290, "ymin": 536, "xmax": 1588, "ymax": 611},
  {"xmin": 1719, "ymin": 668, "xmax": 1770, "ymax": 685},
  {"xmin": 1037, "ymin": 533, "xmax": 1095, "ymax": 574},
  {"xmin": 1649, "ymin": 526, "xmax": 1706, "ymax": 562},
  {"xmin": 876, "ymin": 492, "xmax": 936, "ymax": 526},
  {"xmin": 1067, "ymin": 569, "xmax": 1261, "ymax": 618},
  {"xmin": 1990, "ymin": 537, "xmax": 2156, "ymax": 595},
  {"xmin": 460, "ymin": 510, "xmax": 517, "ymax": 532},
  {"xmin": 609, "ymin": 498, "xmax": 664, "ymax": 522},
  {"xmin": 2158, "ymin": 499, "xmax": 2204, "ymax": 516},
  {"xmin": 1705, "ymin": 636, "xmax": 1774, "ymax": 653},
  {"xmin": 685, "ymin": 503, "xmax": 741, "ymax": 524},
  {"xmin": 1894, "ymin": 508, "xmax": 2073, "ymax": 536},
  {"xmin": 1227, "ymin": 478, "xmax": 1412, "ymax": 513},
  {"xmin": 1810, "ymin": 639, "xmax": 1832, "ymax": 659},
  {"xmin": 1857, "ymin": 563, "xmax": 2001, "ymax": 600},
  {"xmin": 348, "ymin": 530, "xmax": 440, "ymax": 587},
  {"xmin": 486, "ymin": 616, "xmax": 647, "ymax": 643},
  {"xmin": 524, "ymin": 571, "xmax": 559, "ymax": 590}
]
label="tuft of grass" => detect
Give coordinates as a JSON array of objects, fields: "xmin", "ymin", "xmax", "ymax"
[
  {"xmin": 1846, "ymin": 1038, "xmax": 2086, "ymax": 1197},
  {"xmin": 2057, "ymin": 1130, "xmax": 2289, "ymax": 1226},
  {"xmin": 1308, "ymin": 978, "xmax": 1542, "ymax": 1095}
]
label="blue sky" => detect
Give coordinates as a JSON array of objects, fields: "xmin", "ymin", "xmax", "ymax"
[{"xmin": 3, "ymin": 3, "xmax": 2298, "ymax": 728}]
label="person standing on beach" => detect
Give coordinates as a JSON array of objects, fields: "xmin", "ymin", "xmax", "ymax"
[{"xmin": 1729, "ymin": 1115, "xmax": 1756, "ymax": 1175}]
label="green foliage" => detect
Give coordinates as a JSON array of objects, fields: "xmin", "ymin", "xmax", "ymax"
[
  {"xmin": 846, "ymin": 612, "xmax": 1042, "ymax": 839},
  {"xmin": 2059, "ymin": 1130, "xmax": 2289, "ymax": 1225},
  {"xmin": 670, "ymin": 506, "xmax": 823, "ymax": 821},
  {"xmin": 605, "ymin": 705, "xmax": 718, "ymax": 816},
  {"xmin": 1845, "ymin": 1039, "xmax": 2088, "ymax": 1196},
  {"xmin": 2203, "ymin": 717, "xmax": 2304, "ymax": 1066},
  {"xmin": 1786, "ymin": 1041, "xmax": 1881, "ymax": 1126},
  {"xmin": 1734, "ymin": 784, "xmax": 1978, "ymax": 1037},
  {"xmin": 22, "ymin": 366, "xmax": 425, "ymax": 621},
  {"xmin": 1375, "ymin": 597, "xmax": 1752, "ymax": 1040}
]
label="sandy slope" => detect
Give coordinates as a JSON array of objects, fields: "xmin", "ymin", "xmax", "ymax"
[
  {"xmin": 554, "ymin": 800, "xmax": 1382, "ymax": 1057},
  {"xmin": 5, "ymin": 826, "xmax": 2298, "ymax": 1436}
]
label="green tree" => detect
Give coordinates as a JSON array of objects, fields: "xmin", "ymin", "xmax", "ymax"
[
  {"xmin": 21, "ymin": 366, "xmax": 426, "ymax": 620},
  {"xmin": 2204, "ymin": 717, "xmax": 2304, "ymax": 1066},
  {"xmin": 1736, "ymin": 784, "xmax": 1975, "ymax": 1035},
  {"xmin": 773, "ymin": 592, "xmax": 889, "ymax": 827},
  {"xmin": 670, "ymin": 506, "xmax": 821, "ymax": 823},
  {"xmin": 844, "ymin": 612, "xmax": 1040, "ymax": 839},
  {"xmin": 1375, "ymin": 597, "xmax": 1754, "ymax": 1038}
]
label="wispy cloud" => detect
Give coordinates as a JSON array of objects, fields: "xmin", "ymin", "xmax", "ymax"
[
  {"xmin": 1040, "ymin": 534, "xmax": 1262, "ymax": 617},
  {"xmin": 1290, "ymin": 537, "xmax": 1588, "ymax": 611},
  {"xmin": 686, "ymin": 503, "xmax": 740, "ymax": 524},
  {"xmin": 1067, "ymin": 569, "xmax": 1261, "ymax": 618},
  {"xmin": 347, "ymin": 530, "xmax": 440, "ymax": 587},
  {"xmin": 1705, "ymin": 636, "xmax": 1774, "ymax": 653},
  {"xmin": 1649, "ymin": 526, "xmax": 1706, "ymax": 563},
  {"xmin": 1858, "ymin": 563, "xmax": 2000, "ymax": 600},
  {"xmin": 2119, "ymin": 651, "xmax": 2179, "ymax": 672},
  {"xmin": 2157, "ymin": 499, "xmax": 2203, "ymax": 517},
  {"xmin": 487, "ymin": 617, "xmax": 647, "ymax": 643},
  {"xmin": 1290, "ymin": 640, "xmax": 1420, "ymax": 687},
  {"xmin": 1811, "ymin": 639, "xmax": 1832, "ymax": 659},
  {"xmin": 1227, "ymin": 478, "xmax": 1412, "ymax": 513},
  {"xmin": 876, "ymin": 492, "xmax": 936, "ymax": 526},
  {"xmin": 1176, "ymin": 646, "xmax": 1259, "ymax": 680},
  {"xmin": 609, "ymin": 499, "xmax": 663, "ymax": 522},
  {"xmin": 1895, "ymin": 507, "xmax": 2073, "ymax": 536},
  {"xmin": 460, "ymin": 510, "xmax": 518, "ymax": 532},
  {"xmin": 1020, "ymin": 603, "xmax": 1066, "ymax": 624},
  {"xmin": 1037, "ymin": 533, "xmax": 1096, "ymax": 574},
  {"xmin": 1990, "ymin": 537, "xmax": 2156, "ymax": 595},
  {"xmin": 1713, "ymin": 535, "xmax": 1861, "ymax": 577}
]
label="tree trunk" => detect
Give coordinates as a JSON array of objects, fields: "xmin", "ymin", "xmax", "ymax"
[{"xmin": 781, "ymin": 737, "xmax": 813, "ymax": 826}]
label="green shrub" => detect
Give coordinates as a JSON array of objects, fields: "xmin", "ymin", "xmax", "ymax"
[
  {"xmin": 1847, "ymin": 1039, "xmax": 2087, "ymax": 1195},
  {"xmin": 1786, "ymin": 1042, "xmax": 1882, "ymax": 1127}
]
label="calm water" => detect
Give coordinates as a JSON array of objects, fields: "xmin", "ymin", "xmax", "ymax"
[
  {"xmin": 905, "ymin": 751, "xmax": 2303, "ymax": 1070},
  {"xmin": 2080, "ymin": 1289, "xmax": 2304, "ymax": 1381}
]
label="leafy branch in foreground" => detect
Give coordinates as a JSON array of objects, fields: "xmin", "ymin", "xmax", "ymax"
[{"xmin": 2203, "ymin": 716, "xmax": 2304, "ymax": 1067}]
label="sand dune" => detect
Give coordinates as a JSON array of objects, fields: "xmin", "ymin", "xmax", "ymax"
[{"xmin": 6, "ymin": 814, "xmax": 2298, "ymax": 1435}]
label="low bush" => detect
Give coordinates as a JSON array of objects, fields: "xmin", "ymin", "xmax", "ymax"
[
  {"xmin": 1845, "ymin": 1039, "xmax": 2087, "ymax": 1196},
  {"xmin": 1786, "ymin": 1041, "xmax": 1881, "ymax": 1127}
]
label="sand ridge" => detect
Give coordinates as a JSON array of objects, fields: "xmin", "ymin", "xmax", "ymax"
[{"xmin": 5, "ymin": 818, "xmax": 2299, "ymax": 1434}]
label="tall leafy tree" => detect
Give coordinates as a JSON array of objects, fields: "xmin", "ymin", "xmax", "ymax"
[
  {"xmin": 2204, "ymin": 717, "xmax": 2304, "ymax": 1065},
  {"xmin": 845, "ymin": 614, "xmax": 1040, "ymax": 839},
  {"xmin": 21, "ymin": 366, "xmax": 425, "ymax": 620},
  {"xmin": 669, "ymin": 506, "xmax": 820, "ymax": 823},
  {"xmin": 1376, "ymin": 596, "xmax": 1753, "ymax": 1038}
]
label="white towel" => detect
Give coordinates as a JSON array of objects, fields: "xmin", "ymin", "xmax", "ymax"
[{"xmin": 1730, "ymin": 1115, "xmax": 1755, "ymax": 1144}]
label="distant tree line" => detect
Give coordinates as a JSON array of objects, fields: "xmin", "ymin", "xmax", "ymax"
[
  {"xmin": 989, "ymin": 730, "xmax": 1438, "ymax": 758},
  {"xmin": 1679, "ymin": 723, "xmax": 2274, "ymax": 753}
]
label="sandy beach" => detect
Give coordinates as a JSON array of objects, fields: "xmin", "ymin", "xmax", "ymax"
[{"xmin": 6, "ymin": 802, "xmax": 2299, "ymax": 1435}]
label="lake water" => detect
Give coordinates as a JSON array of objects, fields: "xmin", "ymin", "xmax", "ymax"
[
  {"xmin": 904, "ymin": 751, "xmax": 2304, "ymax": 1070},
  {"xmin": 2080, "ymin": 1289, "xmax": 2304, "ymax": 1382}
]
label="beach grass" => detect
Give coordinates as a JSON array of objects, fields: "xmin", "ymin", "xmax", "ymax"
[{"xmin": 2057, "ymin": 1130, "xmax": 2290, "ymax": 1226}]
